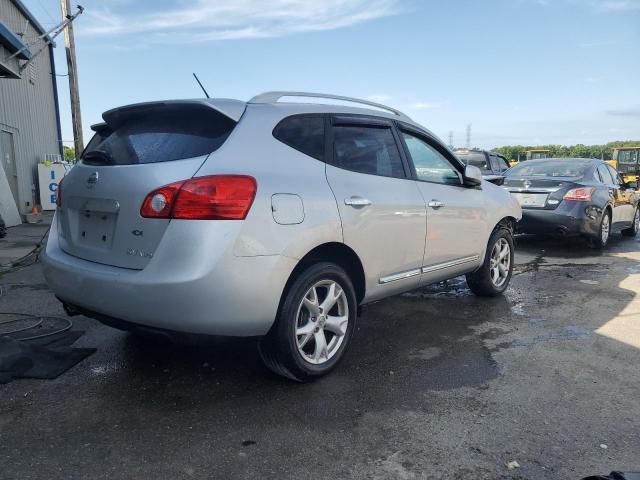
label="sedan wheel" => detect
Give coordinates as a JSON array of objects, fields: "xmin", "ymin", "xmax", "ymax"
[{"xmin": 589, "ymin": 211, "xmax": 611, "ymax": 249}]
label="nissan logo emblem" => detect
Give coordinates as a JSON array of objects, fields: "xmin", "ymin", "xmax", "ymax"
[
  {"xmin": 87, "ymin": 172, "xmax": 99, "ymax": 188},
  {"xmin": 523, "ymin": 180, "xmax": 531, "ymax": 189}
]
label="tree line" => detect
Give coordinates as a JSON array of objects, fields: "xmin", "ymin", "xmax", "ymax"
[{"xmin": 493, "ymin": 141, "xmax": 640, "ymax": 162}]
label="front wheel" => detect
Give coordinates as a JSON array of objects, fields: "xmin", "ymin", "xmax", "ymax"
[
  {"xmin": 259, "ymin": 262, "xmax": 357, "ymax": 382},
  {"xmin": 466, "ymin": 228, "xmax": 514, "ymax": 297}
]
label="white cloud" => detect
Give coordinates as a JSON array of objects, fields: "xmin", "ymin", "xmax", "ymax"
[
  {"xmin": 407, "ymin": 102, "xmax": 440, "ymax": 110},
  {"xmin": 366, "ymin": 94, "xmax": 393, "ymax": 103},
  {"xmin": 79, "ymin": 0, "xmax": 403, "ymax": 42}
]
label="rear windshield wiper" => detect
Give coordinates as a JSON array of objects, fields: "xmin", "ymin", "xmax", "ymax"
[{"xmin": 82, "ymin": 150, "xmax": 114, "ymax": 166}]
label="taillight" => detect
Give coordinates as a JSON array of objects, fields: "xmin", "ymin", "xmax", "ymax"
[
  {"xmin": 140, "ymin": 175, "xmax": 257, "ymax": 220},
  {"xmin": 56, "ymin": 176, "xmax": 64, "ymax": 207},
  {"xmin": 140, "ymin": 181, "xmax": 185, "ymax": 218},
  {"xmin": 563, "ymin": 187, "xmax": 594, "ymax": 201}
]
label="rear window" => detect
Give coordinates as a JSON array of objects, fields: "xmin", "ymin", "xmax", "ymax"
[
  {"xmin": 273, "ymin": 115, "xmax": 325, "ymax": 161},
  {"xmin": 507, "ymin": 161, "xmax": 589, "ymax": 178},
  {"xmin": 333, "ymin": 125, "xmax": 405, "ymax": 179},
  {"xmin": 82, "ymin": 107, "xmax": 236, "ymax": 166},
  {"xmin": 455, "ymin": 151, "xmax": 491, "ymax": 174}
]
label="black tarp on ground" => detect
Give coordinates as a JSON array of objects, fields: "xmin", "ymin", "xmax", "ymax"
[{"xmin": 0, "ymin": 330, "xmax": 95, "ymax": 384}]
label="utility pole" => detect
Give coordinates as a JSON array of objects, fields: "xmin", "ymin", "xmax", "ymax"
[
  {"xmin": 465, "ymin": 124, "xmax": 471, "ymax": 149},
  {"xmin": 448, "ymin": 131, "xmax": 453, "ymax": 149},
  {"xmin": 61, "ymin": 0, "xmax": 84, "ymax": 158}
]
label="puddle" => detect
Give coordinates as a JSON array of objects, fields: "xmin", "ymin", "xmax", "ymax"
[
  {"xmin": 511, "ymin": 302, "xmax": 526, "ymax": 316},
  {"xmin": 407, "ymin": 346, "xmax": 443, "ymax": 361},
  {"xmin": 507, "ymin": 325, "xmax": 592, "ymax": 347},
  {"xmin": 402, "ymin": 277, "xmax": 471, "ymax": 298}
]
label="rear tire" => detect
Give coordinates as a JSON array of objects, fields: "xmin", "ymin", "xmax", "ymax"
[
  {"xmin": 466, "ymin": 227, "xmax": 514, "ymax": 297},
  {"xmin": 259, "ymin": 262, "xmax": 357, "ymax": 382},
  {"xmin": 588, "ymin": 210, "xmax": 611, "ymax": 249},
  {"xmin": 622, "ymin": 207, "xmax": 639, "ymax": 237}
]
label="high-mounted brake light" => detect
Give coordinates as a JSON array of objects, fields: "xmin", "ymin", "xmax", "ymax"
[
  {"xmin": 563, "ymin": 187, "xmax": 594, "ymax": 201},
  {"xmin": 140, "ymin": 175, "xmax": 257, "ymax": 220},
  {"xmin": 56, "ymin": 176, "xmax": 64, "ymax": 207}
]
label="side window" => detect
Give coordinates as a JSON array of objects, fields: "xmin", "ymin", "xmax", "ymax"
[
  {"xmin": 597, "ymin": 164, "xmax": 614, "ymax": 185},
  {"xmin": 489, "ymin": 155, "xmax": 502, "ymax": 173},
  {"xmin": 498, "ymin": 156, "xmax": 510, "ymax": 172},
  {"xmin": 400, "ymin": 131, "xmax": 461, "ymax": 185},
  {"xmin": 606, "ymin": 165, "xmax": 622, "ymax": 185},
  {"xmin": 273, "ymin": 115, "xmax": 325, "ymax": 161},
  {"xmin": 594, "ymin": 168, "xmax": 603, "ymax": 183},
  {"xmin": 332, "ymin": 125, "xmax": 405, "ymax": 178}
]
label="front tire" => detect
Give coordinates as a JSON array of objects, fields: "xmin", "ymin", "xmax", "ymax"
[
  {"xmin": 622, "ymin": 207, "xmax": 639, "ymax": 237},
  {"xmin": 466, "ymin": 227, "xmax": 514, "ymax": 297},
  {"xmin": 259, "ymin": 262, "xmax": 357, "ymax": 382},
  {"xmin": 588, "ymin": 210, "xmax": 611, "ymax": 249}
]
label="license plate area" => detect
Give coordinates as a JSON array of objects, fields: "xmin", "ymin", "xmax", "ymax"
[
  {"xmin": 512, "ymin": 192, "xmax": 548, "ymax": 208},
  {"xmin": 76, "ymin": 210, "xmax": 118, "ymax": 249}
]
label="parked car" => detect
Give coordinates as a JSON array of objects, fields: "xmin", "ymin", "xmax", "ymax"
[
  {"xmin": 503, "ymin": 158, "xmax": 639, "ymax": 248},
  {"xmin": 0, "ymin": 213, "xmax": 6, "ymax": 239},
  {"xmin": 454, "ymin": 149, "xmax": 511, "ymax": 184},
  {"xmin": 42, "ymin": 92, "xmax": 521, "ymax": 381}
]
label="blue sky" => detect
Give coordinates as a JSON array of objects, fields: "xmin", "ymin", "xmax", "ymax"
[{"xmin": 24, "ymin": 0, "xmax": 640, "ymax": 149}]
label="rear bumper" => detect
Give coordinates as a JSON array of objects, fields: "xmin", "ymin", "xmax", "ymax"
[
  {"xmin": 516, "ymin": 203, "xmax": 601, "ymax": 237},
  {"xmin": 41, "ymin": 218, "xmax": 297, "ymax": 337}
]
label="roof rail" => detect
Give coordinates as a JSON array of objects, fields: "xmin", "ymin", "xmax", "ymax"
[{"xmin": 248, "ymin": 91, "xmax": 412, "ymax": 121}]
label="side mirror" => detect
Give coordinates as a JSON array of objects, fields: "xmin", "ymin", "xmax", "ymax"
[{"xmin": 463, "ymin": 165, "xmax": 483, "ymax": 187}]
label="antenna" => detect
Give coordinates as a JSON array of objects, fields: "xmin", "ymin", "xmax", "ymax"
[
  {"xmin": 192, "ymin": 73, "xmax": 210, "ymax": 99},
  {"xmin": 466, "ymin": 124, "xmax": 471, "ymax": 149},
  {"xmin": 448, "ymin": 131, "xmax": 453, "ymax": 149}
]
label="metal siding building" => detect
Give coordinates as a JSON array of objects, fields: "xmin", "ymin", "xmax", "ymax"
[{"xmin": 0, "ymin": 0, "xmax": 63, "ymax": 217}]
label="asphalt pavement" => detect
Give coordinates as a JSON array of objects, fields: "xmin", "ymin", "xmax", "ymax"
[{"xmin": 0, "ymin": 228, "xmax": 639, "ymax": 479}]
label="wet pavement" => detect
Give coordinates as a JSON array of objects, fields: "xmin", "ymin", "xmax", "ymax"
[{"xmin": 1, "ymin": 232, "xmax": 639, "ymax": 479}]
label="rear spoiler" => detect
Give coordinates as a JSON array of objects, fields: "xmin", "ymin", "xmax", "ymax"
[{"xmin": 101, "ymin": 98, "xmax": 246, "ymax": 129}]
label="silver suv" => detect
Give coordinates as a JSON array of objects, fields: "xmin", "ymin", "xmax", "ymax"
[{"xmin": 42, "ymin": 92, "xmax": 521, "ymax": 381}]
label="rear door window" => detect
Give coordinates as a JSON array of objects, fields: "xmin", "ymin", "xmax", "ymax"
[
  {"xmin": 273, "ymin": 115, "xmax": 325, "ymax": 161},
  {"xmin": 597, "ymin": 164, "xmax": 615, "ymax": 185},
  {"xmin": 332, "ymin": 125, "xmax": 406, "ymax": 178},
  {"xmin": 82, "ymin": 107, "xmax": 236, "ymax": 166},
  {"xmin": 606, "ymin": 165, "xmax": 622, "ymax": 185}
]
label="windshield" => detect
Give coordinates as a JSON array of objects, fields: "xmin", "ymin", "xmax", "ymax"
[
  {"xmin": 455, "ymin": 152, "xmax": 491, "ymax": 173},
  {"xmin": 507, "ymin": 160, "xmax": 589, "ymax": 178},
  {"xmin": 616, "ymin": 150, "xmax": 639, "ymax": 164}
]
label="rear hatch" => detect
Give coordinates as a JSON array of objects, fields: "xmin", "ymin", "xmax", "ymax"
[
  {"xmin": 503, "ymin": 177, "xmax": 576, "ymax": 210},
  {"xmin": 57, "ymin": 100, "xmax": 243, "ymax": 269}
]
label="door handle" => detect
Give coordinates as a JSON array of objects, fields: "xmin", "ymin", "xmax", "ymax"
[
  {"xmin": 428, "ymin": 200, "xmax": 445, "ymax": 209},
  {"xmin": 344, "ymin": 196, "xmax": 372, "ymax": 207}
]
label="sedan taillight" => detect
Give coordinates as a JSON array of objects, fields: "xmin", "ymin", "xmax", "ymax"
[
  {"xmin": 563, "ymin": 187, "xmax": 594, "ymax": 201},
  {"xmin": 56, "ymin": 176, "xmax": 64, "ymax": 207},
  {"xmin": 140, "ymin": 175, "xmax": 257, "ymax": 220}
]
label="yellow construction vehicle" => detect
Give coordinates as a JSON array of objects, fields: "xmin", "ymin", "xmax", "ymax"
[
  {"xmin": 525, "ymin": 149, "xmax": 551, "ymax": 161},
  {"xmin": 608, "ymin": 146, "xmax": 640, "ymax": 183},
  {"xmin": 508, "ymin": 149, "xmax": 551, "ymax": 167}
]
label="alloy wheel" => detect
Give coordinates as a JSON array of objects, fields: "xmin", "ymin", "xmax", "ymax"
[
  {"xmin": 489, "ymin": 238, "xmax": 511, "ymax": 288},
  {"xmin": 295, "ymin": 280, "xmax": 349, "ymax": 365}
]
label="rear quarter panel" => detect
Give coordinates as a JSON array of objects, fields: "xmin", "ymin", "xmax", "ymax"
[{"xmin": 194, "ymin": 104, "xmax": 343, "ymax": 261}]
